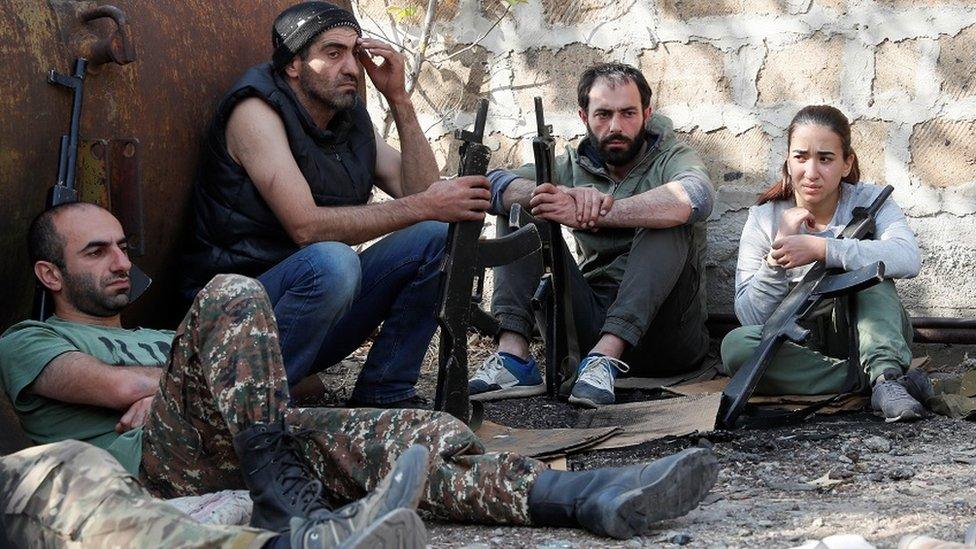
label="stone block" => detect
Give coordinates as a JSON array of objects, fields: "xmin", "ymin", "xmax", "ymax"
[
  {"xmin": 874, "ymin": 0, "xmax": 948, "ymax": 5},
  {"xmin": 678, "ymin": 126, "xmax": 772, "ymax": 190},
  {"xmin": 873, "ymin": 39, "xmax": 919, "ymax": 99},
  {"xmin": 356, "ymin": 0, "xmax": 459, "ymax": 24},
  {"xmin": 901, "ymin": 216, "xmax": 976, "ymax": 317},
  {"xmin": 850, "ymin": 118, "xmax": 889, "ymax": 185},
  {"xmin": 511, "ymin": 43, "xmax": 610, "ymax": 113},
  {"xmin": 638, "ymin": 42, "xmax": 732, "ymax": 106},
  {"xmin": 486, "ymin": 132, "xmax": 528, "ymax": 171},
  {"xmin": 818, "ymin": 0, "xmax": 849, "ymax": 13},
  {"xmin": 757, "ymin": 35, "xmax": 845, "ymax": 105},
  {"xmin": 540, "ymin": 0, "xmax": 630, "ymax": 26},
  {"xmin": 938, "ymin": 25, "xmax": 976, "ymax": 99},
  {"xmin": 659, "ymin": 0, "xmax": 781, "ymax": 19},
  {"xmin": 412, "ymin": 45, "xmax": 490, "ymax": 117},
  {"xmin": 909, "ymin": 118, "xmax": 976, "ymax": 188}
]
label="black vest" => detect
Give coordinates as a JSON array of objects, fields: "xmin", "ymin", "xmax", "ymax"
[{"xmin": 182, "ymin": 63, "xmax": 376, "ymax": 294}]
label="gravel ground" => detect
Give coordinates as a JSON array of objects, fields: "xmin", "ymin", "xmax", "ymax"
[{"xmin": 313, "ymin": 339, "xmax": 976, "ymax": 548}]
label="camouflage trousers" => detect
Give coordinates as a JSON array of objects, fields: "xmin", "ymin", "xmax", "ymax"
[
  {"xmin": 140, "ymin": 274, "xmax": 545, "ymax": 524},
  {"xmin": 0, "ymin": 440, "xmax": 274, "ymax": 548}
]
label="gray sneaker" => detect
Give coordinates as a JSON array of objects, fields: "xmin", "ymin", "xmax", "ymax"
[
  {"xmin": 898, "ymin": 368, "xmax": 935, "ymax": 405},
  {"xmin": 568, "ymin": 355, "xmax": 630, "ymax": 408},
  {"xmin": 289, "ymin": 508, "xmax": 427, "ymax": 549},
  {"xmin": 872, "ymin": 374, "xmax": 925, "ymax": 422},
  {"xmin": 288, "ymin": 444, "xmax": 430, "ymax": 548}
]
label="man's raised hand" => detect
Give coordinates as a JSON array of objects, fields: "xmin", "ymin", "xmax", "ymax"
[
  {"xmin": 419, "ymin": 176, "xmax": 491, "ymax": 222},
  {"xmin": 357, "ymin": 38, "xmax": 407, "ymax": 103}
]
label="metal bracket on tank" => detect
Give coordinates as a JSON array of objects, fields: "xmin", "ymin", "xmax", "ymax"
[
  {"xmin": 77, "ymin": 137, "xmax": 145, "ymax": 257},
  {"xmin": 49, "ymin": 1, "xmax": 136, "ymax": 67}
]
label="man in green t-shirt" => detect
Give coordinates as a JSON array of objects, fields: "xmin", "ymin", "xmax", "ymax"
[
  {"xmin": 470, "ymin": 62, "xmax": 714, "ymax": 408},
  {"xmin": 0, "ymin": 201, "xmax": 434, "ymax": 548},
  {"xmin": 0, "ymin": 201, "xmax": 718, "ymax": 546}
]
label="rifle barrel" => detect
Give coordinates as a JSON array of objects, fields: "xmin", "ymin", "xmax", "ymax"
[
  {"xmin": 472, "ymin": 98, "xmax": 488, "ymax": 142},
  {"xmin": 865, "ymin": 184, "xmax": 894, "ymax": 216},
  {"xmin": 534, "ymin": 97, "xmax": 546, "ymax": 136}
]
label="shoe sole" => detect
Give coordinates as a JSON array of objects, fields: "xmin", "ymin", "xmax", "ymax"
[
  {"xmin": 385, "ymin": 445, "xmax": 431, "ymax": 511},
  {"xmin": 340, "ymin": 508, "xmax": 428, "ymax": 549},
  {"xmin": 602, "ymin": 448, "xmax": 719, "ymax": 540},
  {"xmin": 471, "ymin": 384, "xmax": 546, "ymax": 402},
  {"xmin": 567, "ymin": 394, "xmax": 610, "ymax": 408}
]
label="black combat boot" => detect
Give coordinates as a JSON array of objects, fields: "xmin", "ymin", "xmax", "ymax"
[
  {"xmin": 528, "ymin": 447, "xmax": 719, "ymax": 539},
  {"xmin": 234, "ymin": 420, "xmax": 332, "ymax": 531}
]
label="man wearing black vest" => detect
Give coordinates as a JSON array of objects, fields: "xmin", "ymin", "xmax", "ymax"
[{"xmin": 182, "ymin": 2, "xmax": 490, "ymax": 407}]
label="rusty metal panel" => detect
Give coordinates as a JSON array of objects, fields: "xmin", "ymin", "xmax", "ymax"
[
  {"xmin": 108, "ymin": 138, "xmax": 143, "ymax": 256},
  {"xmin": 77, "ymin": 138, "xmax": 109, "ymax": 206},
  {"xmin": 0, "ymin": 0, "xmax": 353, "ymax": 331}
]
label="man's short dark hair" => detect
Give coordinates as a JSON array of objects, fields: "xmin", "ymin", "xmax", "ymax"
[
  {"xmin": 577, "ymin": 63, "xmax": 653, "ymax": 112},
  {"xmin": 27, "ymin": 202, "xmax": 96, "ymax": 270}
]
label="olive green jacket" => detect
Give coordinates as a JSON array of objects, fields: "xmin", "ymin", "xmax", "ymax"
[{"xmin": 509, "ymin": 113, "xmax": 712, "ymax": 286}]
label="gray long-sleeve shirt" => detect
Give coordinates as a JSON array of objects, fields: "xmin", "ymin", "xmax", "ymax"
[{"xmin": 734, "ymin": 182, "xmax": 921, "ymax": 326}]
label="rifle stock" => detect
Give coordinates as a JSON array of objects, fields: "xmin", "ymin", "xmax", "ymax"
[{"xmin": 433, "ymin": 99, "xmax": 543, "ymax": 424}]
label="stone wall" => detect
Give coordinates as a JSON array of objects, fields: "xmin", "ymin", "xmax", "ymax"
[{"xmin": 355, "ymin": 0, "xmax": 976, "ymax": 318}]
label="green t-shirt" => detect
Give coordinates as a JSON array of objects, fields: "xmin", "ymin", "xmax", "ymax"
[{"xmin": 0, "ymin": 316, "xmax": 174, "ymax": 475}]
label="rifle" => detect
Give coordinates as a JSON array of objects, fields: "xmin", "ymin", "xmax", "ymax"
[
  {"xmin": 434, "ymin": 99, "xmax": 542, "ymax": 424},
  {"xmin": 510, "ymin": 97, "xmax": 581, "ymax": 398},
  {"xmin": 718, "ymin": 184, "xmax": 895, "ymax": 429},
  {"xmin": 33, "ymin": 57, "xmax": 151, "ymax": 321}
]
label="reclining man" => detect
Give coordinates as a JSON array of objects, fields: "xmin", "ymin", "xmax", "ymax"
[
  {"xmin": 0, "ymin": 202, "xmax": 718, "ymax": 545},
  {"xmin": 470, "ymin": 63, "xmax": 714, "ymax": 408},
  {"xmin": 181, "ymin": 1, "xmax": 488, "ymax": 406}
]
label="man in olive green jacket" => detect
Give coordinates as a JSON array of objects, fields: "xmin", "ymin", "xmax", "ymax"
[{"xmin": 469, "ymin": 62, "xmax": 714, "ymax": 408}]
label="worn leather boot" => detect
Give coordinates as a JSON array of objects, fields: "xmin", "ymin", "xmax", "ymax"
[
  {"xmin": 233, "ymin": 420, "xmax": 333, "ymax": 531},
  {"xmin": 528, "ymin": 447, "xmax": 719, "ymax": 539}
]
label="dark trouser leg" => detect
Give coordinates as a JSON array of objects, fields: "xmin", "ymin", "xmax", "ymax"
[
  {"xmin": 1, "ymin": 440, "xmax": 275, "ymax": 548},
  {"xmin": 140, "ymin": 274, "xmax": 291, "ymax": 498},
  {"xmin": 312, "ymin": 221, "xmax": 448, "ymax": 404},
  {"xmin": 490, "ymin": 215, "xmax": 607, "ymax": 348},
  {"xmin": 257, "ymin": 243, "xmax": 362, "ymax": 384},
  {"xmin": 608, "ymin": 225, "xmax": 710, "ymax": 375},
  {"xmin": 287, "ymin": 407, "xmax": 545, "ymax": 524}
]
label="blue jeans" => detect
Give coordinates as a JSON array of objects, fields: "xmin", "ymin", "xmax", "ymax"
[{"xmin": 257, "ymin": 221, "xmax": 447, "ymax": 404}]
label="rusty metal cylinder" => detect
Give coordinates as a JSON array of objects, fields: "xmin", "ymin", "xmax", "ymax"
[{"xmin": 0, "ymin": 0, "xmax": 351, "ymax": 331}]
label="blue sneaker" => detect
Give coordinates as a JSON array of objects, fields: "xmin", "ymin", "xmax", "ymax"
[
  {"xmin": 468, "ymin": 352, "xmax": 545, "ymax": 401},
  {"xmin": 568, "ymin": 355, "xmax": 630, "ymax": 408}
]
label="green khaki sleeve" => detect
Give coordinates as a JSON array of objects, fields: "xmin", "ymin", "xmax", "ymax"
[
  {"xmin": 661, "ymin": 143, "xmax": 709, "ymax": 184},
  {"xmin": 0, "ymin": 322, "xmax": 78, "ymax": 409}
]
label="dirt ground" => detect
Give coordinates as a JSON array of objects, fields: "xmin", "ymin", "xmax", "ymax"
[{"xmin": 316, "ymin": 339, "xmax": 976, "ymax": 548}]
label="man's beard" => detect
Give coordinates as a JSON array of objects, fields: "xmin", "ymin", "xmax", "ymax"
[
  {"xmin": 62, "ymin": 269, "xmax": 130, "ymax": 317},
  {"xmin": 299, "ymin": 66, "xmax": 359, "ymax": 112},
  {"xmin": 587, "ymin": 127, "xmax": 647, "ymax": 167}
]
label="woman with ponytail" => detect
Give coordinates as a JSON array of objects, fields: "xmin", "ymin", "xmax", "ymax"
[{"xmin": 720, "ymin": 105, "xmax": 928, "ymax": 421}]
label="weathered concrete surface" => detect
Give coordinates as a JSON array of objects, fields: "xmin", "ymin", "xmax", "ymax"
[{"xmin": 357, "ymin": 0, "xmax": 976, "ymax": 318}]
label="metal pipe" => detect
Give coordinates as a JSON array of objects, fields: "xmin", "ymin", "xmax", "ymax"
[{"xmin": 707, "ymin": 313, "xmax": 976, "ymax": 344}]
